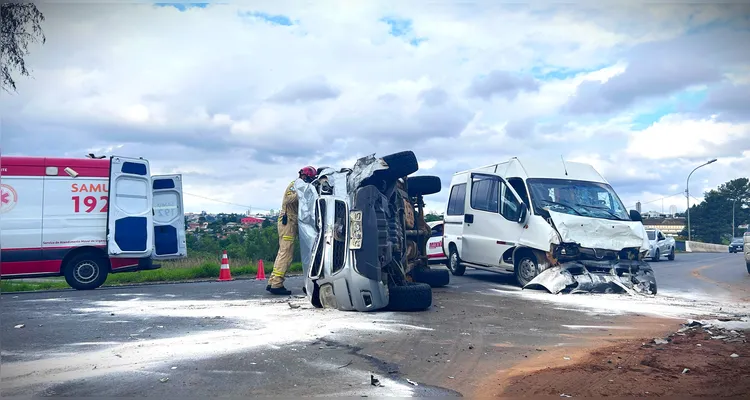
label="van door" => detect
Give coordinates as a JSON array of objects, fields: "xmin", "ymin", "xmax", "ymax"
[
  {"xmin": 462, "ymin": 173, "xmax": 526, "ymax": 268},
  {"xmin": 443, "ymin": 177, "xmax": 468, "ymax": 257},
  {"xmin": 151, "ymin": 174, "xmax": 187, "ymax": 259},
  {"xmin": 106, "ymin": 156, "xmax": 153, "ymax": 258}
]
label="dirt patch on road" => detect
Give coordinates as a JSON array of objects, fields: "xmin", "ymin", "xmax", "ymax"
[{"xmin": 494, "ymin": 321, "xmax": 750, "ymax": 398}]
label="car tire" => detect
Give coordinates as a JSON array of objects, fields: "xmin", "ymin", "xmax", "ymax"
[
  {"xmin": 406, "ymin": 175, "xmax": 442, "ymax": 197},
  {"xmin": 746, "ymin": 262, "xmax": 750, "ymax": 275},
  {"xmin": 514, "ymin": 253, "xmax": 539, "ymax": 287},
  {"xmin": 310, "ymin": 283, "xmax": 323, "ymax": 308},
  {"xmin": 385, "ymin": 282, "xmax": 432, "ymax": 311},
  {"xmin": 63, "ymin": 252, "xmax": 109, "ymax": 290},
  {"xmin": 381, "ymin": 150, "xmax": 419, "ymax": 179},
  {"xmin": 411, "ymin": 268, "xmax": 450, "ymax": 288},
  {"xmin": 652, "ymin": 249, "xmax": 660, "ymax": 262},
  {"xmin": 667, "ymin": 247, "xmax": 675, "ymax": 261},
  {"xmin": 448, "ymin": 247, "xmax": 466, "ymax": 276}
]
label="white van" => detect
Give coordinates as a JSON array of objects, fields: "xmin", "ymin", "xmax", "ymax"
[
  {"xmin": 0, "ymin": 155, "xmax": 187, "ymax": 290},
  {"xmin": 442, "ymin": 157, "xmax": 657, "ymax": 295}
]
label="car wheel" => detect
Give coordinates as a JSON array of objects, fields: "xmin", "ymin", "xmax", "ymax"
[
  {"xmin": 385, "ymin": 282, "xmax": 432, "ymax": 311},
  {"xmin": 406, "ymin": 175, "xmax": 442, "ymax": 197},
  {"xmin": 411, "ymin": 268, "xmax": 450, "ymax": 288},
  {"xmin": 378, "ymin": 151, "xmax": 420, "ymax": 181},
  {"xmin": 652, "ymin": 249, "xmax": 660, "ymax": 262},
  {"xmin": 746, "ymin": 261, "xmax": 750, "ymax": 275},
  {"xmin": 514, "ymin": 254, "xmax": 539, "ymax": 287},
  {"xmin": 447, "ymin": 247, "xmax": 465, "ymax": 276},
  {"xmin": 667, "ymin": 247, "xmax": 675, "ymax": 261},
  {"xmin": 63, "ymin": 252, "xmax": 109, "ymax": 290}
]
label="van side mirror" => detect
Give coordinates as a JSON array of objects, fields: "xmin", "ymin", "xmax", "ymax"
[
  {"xmin": 518, "ymin": 204, "xmax": 530, "ymax": 224},
  {"xmin": 629, "ymin": 209, "xmax": 642, "ymax": 222}
]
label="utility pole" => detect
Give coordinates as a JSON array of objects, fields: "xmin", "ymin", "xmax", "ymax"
[
  {"xmin": 686, "ymin": 158, "xmax": 717, "ymax": 241},
  {"xmin": 732, "ymin": 199, "xmax": 737, "ymax": 240}
]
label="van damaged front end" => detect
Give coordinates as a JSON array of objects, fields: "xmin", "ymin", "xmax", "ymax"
[{"xmin": 523, "ymin": 210, "xmax": 658, "ymax": 295}]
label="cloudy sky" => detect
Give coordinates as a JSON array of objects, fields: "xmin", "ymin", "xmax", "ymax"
[{"xmin": 2, "ymin": 2, "xmax": 749, "ymax": 215}]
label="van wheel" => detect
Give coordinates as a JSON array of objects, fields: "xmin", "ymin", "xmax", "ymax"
[
  {"xmin": 514, "ymin": 254, "xmax": 538, "ymax": 287},
  {"xmin": 411, "ymin": 268, "xmax": 450, "ymax": 288},
  {"xmin": 667, "ymin": 247, "xmax": 675, "ymax": 261},
  {"xmin": 746, "ymin": 262, "xmax": 750, "ymax": 275},
  {"xmin": 64, "ymin": 252, "xmax": 109, "ymax": 290},
  {"xmin": 448, "ymin": 247, "xmax": 466, "ymax": 276},
  {"xmin": 385, "ymin": 282, "xmax": 432, "ymax": 311}
]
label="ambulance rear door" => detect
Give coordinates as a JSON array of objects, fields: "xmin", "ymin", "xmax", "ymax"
[
  {"xmin": 106, "ymin": 156, "xmax": 153, "ymax": 258},
  {"xmin": 151, "ymin": 174, "xmax": 187, "ymax": 259}
]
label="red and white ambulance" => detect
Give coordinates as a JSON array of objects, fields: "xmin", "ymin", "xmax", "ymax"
[{"xmin": 0, "ymin": 155, "xmax": 187, "ymax": 290}]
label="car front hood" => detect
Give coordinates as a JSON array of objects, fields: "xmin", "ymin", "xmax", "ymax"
[{"xmin": 548, "ymin": 210, "xmax": 649, "ymax": 251}]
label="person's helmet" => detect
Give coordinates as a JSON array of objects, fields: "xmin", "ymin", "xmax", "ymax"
[{"xmin": 299, "ymin": 166, "xmax": 317, "ymax": 179}]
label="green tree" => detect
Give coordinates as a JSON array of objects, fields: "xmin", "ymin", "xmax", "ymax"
[
  {"xmin": 681, "ymin": 178, "xmax": 750, "ymax": 244},
  {"xmin": 1, "ymin": 3, "xmax": 45, "ymax": 93},
  {"xmin": 424, "ymin": 212, "xmax": 443, "ymax": 223}
]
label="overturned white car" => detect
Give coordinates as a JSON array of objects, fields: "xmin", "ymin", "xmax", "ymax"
[
  {"xmin": 295, "ymin": 151, "xmax": 448, "ymax": 312},
  {"xmin": 443, "ymin": 157, "xmax": 657, "ymax": 295}
]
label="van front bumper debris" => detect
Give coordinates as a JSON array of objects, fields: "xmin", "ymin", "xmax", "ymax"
[{"xmin": 523, "ymin": 259, "xmax": 657, "ymax": 295}]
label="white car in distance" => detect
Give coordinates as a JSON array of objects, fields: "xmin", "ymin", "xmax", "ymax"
[{"xmin": 426, "ymin": 220, "xmax": 447, "ymax": 265}]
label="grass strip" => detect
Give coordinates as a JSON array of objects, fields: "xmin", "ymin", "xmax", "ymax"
[{"xmin": 1, "ymin": 261, "xmax": 303, "ymax": 292}]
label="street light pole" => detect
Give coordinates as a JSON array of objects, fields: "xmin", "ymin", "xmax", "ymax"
[
  {"xmin": 686, "ymin": 158, "xmax": 718, "ymax": 242},
  {"xmin": 732, "ymin": 199, "xmax": 737, "ymax": 240}
]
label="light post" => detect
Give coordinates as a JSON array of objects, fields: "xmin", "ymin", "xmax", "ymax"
[
  {"xmin": 686, "ymin": 158, "xmax": 718, "ymax": 241},
  {"xmin": 732, "ymin": 199, "xmax": 737, "ymax": 240}
]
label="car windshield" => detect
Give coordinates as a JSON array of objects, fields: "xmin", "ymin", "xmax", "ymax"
[
  {"xmin": 647, "ymin": 231, "xmax": 656, "ymax": 240},
  {"xmin": 527, "ymin": 178, "xmax": 630, "ymax": 221},
  {"xmin": 732, "ymin": 238, "xmax": 743, "ymax": 244}
]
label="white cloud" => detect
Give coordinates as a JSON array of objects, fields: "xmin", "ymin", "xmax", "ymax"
[{"xmin": 1, "ymin": 3, "xmax": 748, "ymax": 214}]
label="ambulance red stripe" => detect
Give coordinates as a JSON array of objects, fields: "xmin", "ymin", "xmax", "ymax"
[{"xmin": 1, "ymin": 157, "xmax": 110, "ymax": 178}]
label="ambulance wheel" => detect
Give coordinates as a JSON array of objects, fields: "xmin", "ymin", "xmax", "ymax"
[
  {"xmin": 514, "ymin": 253, "xmax": 539, "ymax": 287},
  {"xmin": 64, "ymin": 252, "xmax": 109, "ymax": 290},
  {"xmin": 448, "ymin": 246, "xmax": 465, "ymax": 276}
]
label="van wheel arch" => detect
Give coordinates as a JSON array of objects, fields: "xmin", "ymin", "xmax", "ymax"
[
  {"xmin": 62, "ymin": 247, "xmax": 111, "ymax": 290},
  {"xmin": 447, "ymin": 243, "xmax": 465, "ymax": 276},
  {"xmin": 512, "ymin": 247, "xmax": 540, "ymax": 287}
]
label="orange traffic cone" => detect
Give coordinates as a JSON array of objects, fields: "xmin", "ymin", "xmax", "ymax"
[
  {"xmin": 256, "ymin": 259, "xmax": 266, "ymax": 280},
  {"xmin": 218, "ymin": 250, "xmax": 233, "ymax": 281}
]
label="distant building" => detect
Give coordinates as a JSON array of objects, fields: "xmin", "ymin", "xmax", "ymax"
[
  {"xmin": 241, "ymin": 216, "xmax": 265, "ymax": 227},
  {"xmin": 642, "ymin": 217, "xmax": 686, "ymax": 235}
]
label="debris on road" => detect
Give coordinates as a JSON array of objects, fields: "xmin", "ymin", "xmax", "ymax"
[
  {"xmin": 653, "ymin": 338, "xmax": 669, "ymax": 345},
  {"xmin": 159, "ymin": 377, "xmax": 169, "ymax": 383},
  {"xmin": 370, "ymin": 375, "xmax": 380, "ymax": 387},
  {"xmin": 682, "ymin": 368, "xmax": 690, "ymax": 374},
  {"xmin": 14, "ymin": 324, "xmax": 25, "ymax": 329},
  {"xmin": 406, "ymin": 379, "xmax": 418, "ymax": 386},
  {"xmin": 288, "ymin": 302, "xmax": 301, "ymax": 309},
  {"xmin": 730, "ymin": 353, "xmax": 740, "ymax": 358}
]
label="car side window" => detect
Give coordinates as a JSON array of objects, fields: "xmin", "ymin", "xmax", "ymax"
[
  {"xmin": 447, "ymin": 183, "xmax": 467, "ymax": 215},
  {"xmin": 658, "ymin": 232, "xmax": 665, "ymax": 241},
  {"xmin": 500, "ymin": 182, "xmax": 522, "ymax": 221},
  {"xmin": 471, "ymin": 175, "xmax": 499, "ymax": 212},
  {"xmin": 431, "ymin": 224, "xmax": 443, "ymax": 237}
]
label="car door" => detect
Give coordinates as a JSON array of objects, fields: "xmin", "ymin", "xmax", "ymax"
[
  {"xmin": 151, "ymin": 174, "xmax": 187, "ymax": 259},
  {"xmin": 106, "ymin": 156, "xmax": 154, "ymax": 258},
  {"xmin": 462, "ymin": 173, "xmax": 526, "ymax": 267},
  {"xmin": 656, "ymin": 231, "xmax": 667, "ymax": 253}
]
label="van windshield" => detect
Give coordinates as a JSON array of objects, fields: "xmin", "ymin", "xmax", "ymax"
[{"xmin": 526, "ymin": 178, "xmax": 630, "ymax": 221}]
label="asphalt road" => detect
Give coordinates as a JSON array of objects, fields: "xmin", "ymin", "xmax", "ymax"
[{"xmin": 2, "ymin": 253, "xmax": 748, "ymax": 397}]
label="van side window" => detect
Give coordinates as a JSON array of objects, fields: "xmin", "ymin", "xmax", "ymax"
[
  {"xmin": 471, "ymin": 175, "xmax": 499, "ymax": 213},
  {"xmin": 500, "ymin": 183, "xmax": 522, "ymax": 221},
  {"xmin": 447, "ymin": 183, "xmax": 467, "ymax": 215},
  {"xmin": 507, "ymin": 177, "xmax": 529, "ymax": 206}
]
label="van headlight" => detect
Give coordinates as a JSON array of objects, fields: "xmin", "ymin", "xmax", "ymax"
[{"xmin": 349, "ymin": 210, "xmax": 363, "ymax": 249}]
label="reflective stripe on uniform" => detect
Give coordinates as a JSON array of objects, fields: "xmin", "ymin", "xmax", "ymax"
[
  {"xmin": 282, "ymin": 235, "xmax": 295, "ymax": 241},
  {"xmin": 271, "ymin": 270, "xmax": 286, "ymax": 277}
]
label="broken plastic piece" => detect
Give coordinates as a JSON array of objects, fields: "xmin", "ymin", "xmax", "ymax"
[
  {"xmin": 730, "ymin": 353, "xmax": 739, "ymax": 358},
  {"xmin": 406, "ymin": 379, "xmax": 418, "ymax": 386},
  {"xmin": 523, "ymin": 260, "xmax": 657, "ymax": 295},
  {"xmin": 14, "ymin": 324, "xmax": 25, "ymax": 329}
]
